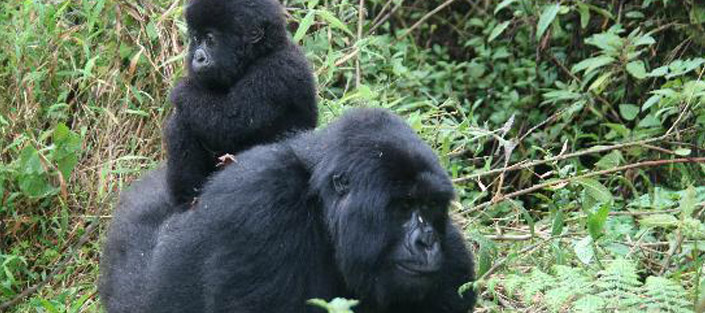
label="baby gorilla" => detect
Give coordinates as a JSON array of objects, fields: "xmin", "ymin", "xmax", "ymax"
[
  {"xmin": 100, "ymin": 108, "xmax": 475, "ymax": 313},
  {"xmin": 166, "ymin": 0, "xmax": 318, "ymax": 204}
]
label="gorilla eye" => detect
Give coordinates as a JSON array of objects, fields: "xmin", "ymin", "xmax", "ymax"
[
  {"xmin": 205, "ymin": 33, "xmax": 215, "ymax": 44},
  {"xmin": 400, "ymin": 199, "xmax": 415, "ymax": 212}
]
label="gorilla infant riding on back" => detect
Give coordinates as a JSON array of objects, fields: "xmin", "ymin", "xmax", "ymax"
[{"xmin": 166, "ymin": 0, "xmax": 318, "ymax": 205}]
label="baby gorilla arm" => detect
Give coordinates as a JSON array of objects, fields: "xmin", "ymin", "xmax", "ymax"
[{"xmin": 165, "ymin": 111, "xmax": 213, "ymax": 204}]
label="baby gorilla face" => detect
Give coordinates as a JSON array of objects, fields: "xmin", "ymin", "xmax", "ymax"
[{"xmin": 187, "ymin": 29, "xmax": 243, "ymax": 90}]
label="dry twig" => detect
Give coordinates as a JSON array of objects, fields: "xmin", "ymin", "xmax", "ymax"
[{"xmin": 463, "ymin": 157, "xmax": 705, "ymax": 214}]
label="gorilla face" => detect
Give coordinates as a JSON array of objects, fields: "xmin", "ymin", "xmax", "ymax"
[
  {"xmin": 391, "ymin": 202, "xmax": 445, "ymax": 280},
  {"xmin": 186, "ymin": 29, "xmax": 243, "ymax": 90},
  {"xmin": 184, "ymin": 0, "xmax": 287, "ymax": 90},
  {"xmin": 317, "ymin": 120, "xmax": 456, "ymax": 306}
]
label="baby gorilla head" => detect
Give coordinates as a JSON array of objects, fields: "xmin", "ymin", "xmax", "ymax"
[
  {"xmin": 184, "ymin": 0, "xmax": 288, "ymax": 89},
  {"xmin": 313, "ymin": 109, "xmax": 458, "ymax": 306}
]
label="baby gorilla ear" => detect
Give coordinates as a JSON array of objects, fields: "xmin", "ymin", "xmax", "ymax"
[{"xmin": 332, "ymin": 173, "xmax": 349, "ymax": 195}]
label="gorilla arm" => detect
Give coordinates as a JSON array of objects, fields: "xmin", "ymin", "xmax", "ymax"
[{"xmin": 164, "ymin": 106, "xmax": 213, "ymax": 204}]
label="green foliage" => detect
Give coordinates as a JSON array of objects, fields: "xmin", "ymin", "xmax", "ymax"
[
  {"xmin": 498, "ymin": 259, "xmax": 692, "ymax": 312},
  {"xmin": 1, "ymin": 0, "xmax": 704, "ymax": 311},
  {"xmin": 307, "ymin": 298, "xmax": 359, "ymax": 313}
]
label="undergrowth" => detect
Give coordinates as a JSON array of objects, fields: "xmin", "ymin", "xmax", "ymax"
[{"xmin": 1, "ymin": 0, "xmax": 704, "ymax": 312}]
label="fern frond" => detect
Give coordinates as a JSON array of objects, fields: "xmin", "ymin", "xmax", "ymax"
[
  {"xmin": 595, "ymin": 258, "xmax": 642, "ymax": 309},
  {"xmin": 642, "ymin": 276, "xmax": 693, "ymax": 313}
]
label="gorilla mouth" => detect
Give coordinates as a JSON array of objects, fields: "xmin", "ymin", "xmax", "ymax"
[{"xmin": 395, "ymin": 262, "xmax": 440, "ymax": 276}]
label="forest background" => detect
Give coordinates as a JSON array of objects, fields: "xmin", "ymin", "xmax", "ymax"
[{"xmin": 1, "ymin": 0, "xmax": 704, "ymax": 312}]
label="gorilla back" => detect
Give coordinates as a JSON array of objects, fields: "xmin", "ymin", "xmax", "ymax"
[
  {"xmin": 101, "ymin": 108, "xmax": 475, "ymax": 313},
  {"xmin": 166, "ymin": 0, "xmax": 318, "ymax": 204}
]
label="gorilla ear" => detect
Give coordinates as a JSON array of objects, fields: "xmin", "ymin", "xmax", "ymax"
[
  {"xmin": 332, "ymin": 173, "xmax": 349, "ymax": 195},
  {"xmin": 249, "ymin": 25, "xmax": 266, "ymax": 43}
]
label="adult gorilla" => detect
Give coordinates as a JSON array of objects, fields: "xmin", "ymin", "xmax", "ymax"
[
  {"xmin": 166, "ymin": 0, "xmax": 318, "ymax": 205},
  {"xmin": 100, "ymin": 108, "xmax": 475, "ymax": 313}
]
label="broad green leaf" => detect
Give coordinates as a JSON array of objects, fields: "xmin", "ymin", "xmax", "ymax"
[
  {"xmin": 647, "ymin": 65, "xmax": 668, "ymax": 77},
  {"xmin": 642, "ymin": 94, "xmax": 661, "ymax": 111},
  {"xmin": 39, "ymin": 299, "xmax": 60, "ymax": 313},
  {"xmin": 307, "ymin": 298, "xmax": 358, "ymax": 313},
  {"xmin": 552, "ymin": 209, "xmax": 564, "ymax": 236},
  {"xmin": 603, "ymin": 123, "xmax": 631, "ymax": 139},
  {"xmin": 18, "ymin": 146, "xmax": 44, "ymax": 175},
  {"xmin": 572, "ymin": 55, "xmax": 615, "ymax": 74},
  {"xmin": 17, "ymin": 147, "xmax": 56, "ymax": 198},
  {"xmin": 317, "ymin": 10, "xmax": 353, "ymax": 35},
  {"xmin": 587, "ymin": 205, "xmax": 610, "ymax": 239},
  {"xmin": 53, "ymin": 123, "xmax": 83, "ymax": 180},
  {"xmin": 306, "ymin": 0, "xmax": 320, "ymax": 9},
  {"xmin": 626, "ymin": 61, "xmax": 647, "ymax": 79},
  {"xmin": 574, "ymin": 236, "xmax": 594, "ymax": 264},
  {"xmin": 576, "ymin": 178, "xmax": 613, "ymax": 204},
  {"xmin": 293, "ymin": 11, "xmax": 315, "ymax": 44},
  {"xmin": 637, "ymin": 114, "xmax": 661, "ymax": 128},
  {"xmin": 625, "ymin": 11, "xmax": 645, "ymax": 19},
  {"xmin": 18, "ymin": 174, "xmax": 55, "ymax": 198},
  {"xmin": 640, "ymin": 214, "xmax": 679, "ymax": 228},
  {"xmin": 675, "ymin": 148, "xmax": 692, "ymax": 156},
  {"xmin": 619, "ymin": 104, "xmax": 640, "ymax": 121},
  {"xmin": 595, "ymin": 150, "xmax": 622, "ymax": 169},
  {"xmin": 680, "ymin": 185, "xmax": 697, "ymax": 217},
  {"xmin": 577, "ymin": 3, "xmax": 590, "ymax": 29},
  {"xmin": 494, "ymin": 0, "xmax": 518, "ymax": 15},
  {"xmin": 488, "ymin": 21, "xmax": 510, "ymax": 42},
  {"xmin": 633, "ymin": 34, "xmax": 656, "ymax": 46},
  {"xmin": 588, "ymin": 71, "xmax": 613, "ymax": 93},
  {"xmin": 586, "ymin": 32, "xmax": 622, "ymax": 52},
  {"xmin": 536, "ymin": 4, "xmax": 560, "ymax": 40}
]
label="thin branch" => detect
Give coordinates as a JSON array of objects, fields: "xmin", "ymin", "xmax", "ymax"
[
  {"xmin": 453, "ymin": 135, "xmax": 673, "ymax": 184},
  {"xmin": 659, "ymin": 230, "xmax": 684, "ymax": 276},
  {"xmin": 368, "ymin": 0, "xmax": 405, "ymax": 34},
  {"xmin": 397, "ymin": 0, "xmax": 456, "ymax": 39},
  {"xmin": 463, "ymin": 157, "xmax": 705, "ymax": 214},
  {"xmin": 370, "ymin": 0, "xmax": 395, "ymax": 27},
  {"xmin": 355, "ymin": 0, "xmax": 365, "ymax": 89},
  {"xmin": 478, "ymin": 234, "xmax": 570, "ymax": 280}
]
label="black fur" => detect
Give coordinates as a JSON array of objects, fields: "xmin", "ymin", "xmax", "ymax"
[
  {"xmin": 166, "ymin": 0, "xmax": 318, "ymax": 204},
  {"xmin": 100, "ymin": 108, "xmax": 475, "ymax": 313}
]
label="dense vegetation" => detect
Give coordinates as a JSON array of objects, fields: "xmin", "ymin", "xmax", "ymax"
[{"xmin": 1, "ymin": 0, "xmax": 704, "ymax": 312}]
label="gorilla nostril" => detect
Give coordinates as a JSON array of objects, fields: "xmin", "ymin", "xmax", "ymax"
[
  {"xmin": 193, "ymin": 50, "xmax": 208, "ymax": 66},
  {"xmin": 413, "ymin": 230, "xmax": 437, "ymax": 252}
]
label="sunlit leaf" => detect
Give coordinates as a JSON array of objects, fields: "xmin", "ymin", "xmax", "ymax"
[
  {"xmin": 294, "ymin": 11, "xmax": 315, "ymax": 44},
  {"xmin": 626, "ymin": 61, "xmax": 647, "ymax": 79},
  {"xmin": 489, "ymin": 21, "xmax": 511, "ymax": 42},
  {"xmin": 576, "ymin": 178, "xmax": 614, "ymax": 204},
  {"xmin": 640, "ymin": 214, "xmax": 679, "ymax": 228},
  {"xmin": 619, "ymin": 104, "xmax": 640, "ymax": 120},
  {"xmin": 574, "ymin": 236, "xmax": 594, "ymax": 264},
  {"xmin": 536, "ymin": 4, "xmax": 560, "ymax": 40}
]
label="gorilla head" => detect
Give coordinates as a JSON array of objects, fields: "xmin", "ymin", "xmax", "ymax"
[
  {"xmin": 184, "ymin": 0, "xmax": 288, "ymax": 89},
  {"xmin": 311, "ymin": 110, "xmax": 461, "ymax": 307}
]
